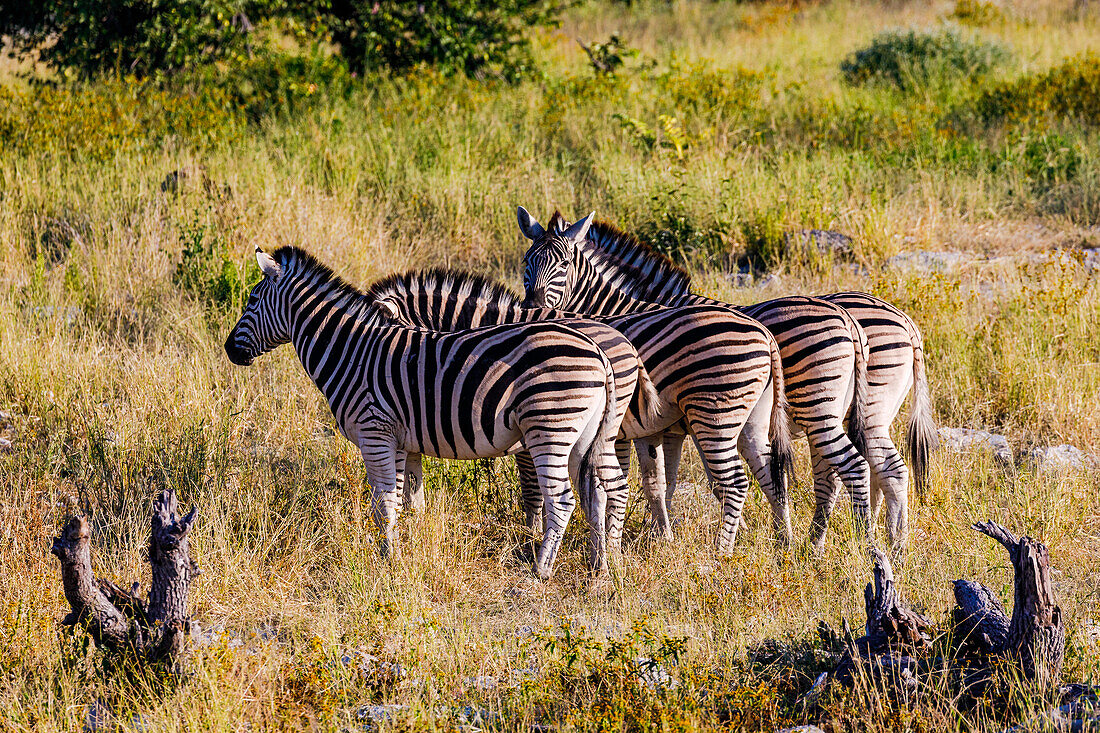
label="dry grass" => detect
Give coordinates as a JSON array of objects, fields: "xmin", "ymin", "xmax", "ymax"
[{"xmin": 2, "ymin": 0, "xmax": 1100, "ymax": 730}]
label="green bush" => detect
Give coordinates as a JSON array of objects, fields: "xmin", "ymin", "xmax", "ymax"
[
  {"xmin": 972, "ymin": 53, "xmax": 1100, "ymax": 128},
  {"xmin": 841, "ymin": 27, "xmax": 1010, "ymax": 92},
  {"xmin": 173, "ymin": 213, "xmax": 258, "ymax": 312},
  {"xmin": 325, "ymin": 0, "xmax": 561, "ymax": 80},
  {"xmin": 0, "ymin": 0, "xmax": 287, "ymax": 78}
]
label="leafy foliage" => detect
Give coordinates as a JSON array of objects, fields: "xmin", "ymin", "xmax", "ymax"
[
  {"xmin": 0, "ymin": 0, "xmax": 283, "ymax": 78},
  {"xmin": 325, "ymin": 0, "xmax": 561, "ymax": 79},
  {"xmin": 841, "ymin": 27, "xmax": 1010, "ymax": 91},
  {"xmin": 579, "ymin": 34, "xmax": 639, "ymax": 76},
  {"xmin": 971, "ymin": 53, "xmax": 1100, "ymax": 128}
]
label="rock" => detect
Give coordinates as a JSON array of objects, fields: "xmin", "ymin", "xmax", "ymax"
[
  {"xmin": 886, "ymin": 250, "xmax": 970, "ymax": 274},
  {"xmin": 938, "ymin": 427, "xmax": 1012, "ymax": 466},
  {"xmin": 357, "ymin": 704, "xmax": 406, "ymax": 725},
  {"xmin": 786, "ymin": 229, "xmax": 854, "ymax": 258},
  {"xmin": 777, "ymin": 727, "xmax": 827, "ymax": 733},
  {"xmin": 0, "ymin": 437, "xmax": 12, "ymax": 454},
  {"xmin": 1026, "ymin": 444, "xmax": 1099, "ymax": 473},
  {"xmin": 635, "ymin": 657, "xmax": 677, "ymax": 691}
]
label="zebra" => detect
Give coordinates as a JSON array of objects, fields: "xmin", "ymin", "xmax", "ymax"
[
  {"xmin": 224, "ymin": 246, "xmax": 624, "ymax": 580},
  {"xmin": 365, "ymin": 263, "xmax": 797, "ymax": 554},
  {"xmin": 522, "ymin": 209, "xmax": 935, "ymax": 552},
  {"xmin": 519, "ymin": 208, "xmax": 874, "ymax": 551}
]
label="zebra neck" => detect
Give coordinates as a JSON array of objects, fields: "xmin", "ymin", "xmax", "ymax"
[
  {"xmin": 563, "ymin": 251, "xmax": 680, "ymax": 315},
  {"xmin": 284, "ymin": 275, "xmax": 380, "ymax": 386},
  {"xmin": 573, "ymin": 241, "xmax": 694, "ymax": 310}
]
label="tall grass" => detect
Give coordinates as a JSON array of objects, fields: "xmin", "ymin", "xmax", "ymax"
[{"xmin": 1, "ymin": 1, "xmax": 1100, "ymax": 730}]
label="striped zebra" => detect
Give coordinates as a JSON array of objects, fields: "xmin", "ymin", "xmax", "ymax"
[
  {"xmin": 520, "ymin": 208, "xmax": 873, "ymax": 551},
  {"xmin": 523, "ymin": 209, "xmax": 934, "ymax": 552},
  {"xmin": 365, "ymin": 262, "xmax": 797, "ymax": 554},
  {"xmin": 224, "ymin": 246, "xmax": 623, "ymax": 580}
]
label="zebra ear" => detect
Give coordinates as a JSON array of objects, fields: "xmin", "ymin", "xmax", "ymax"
[
  {"xmin": 563, "ymin": 211, "xmax": 595, "ymax": 245},
  {"xmin": 256, "ymin": 247, "xmax": 283, "ymax": 281},
  {"xmin": 373, "ymin": 299, "xmax": 401, "ymax": 321},
  {"xmin": 517, "ymin": 206, "xmax": 545, "ymax": 241}
]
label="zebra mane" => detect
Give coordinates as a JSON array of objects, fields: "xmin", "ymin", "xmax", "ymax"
[
  {"xmin": 549, "ymin": 214, "xmax": 693, "ymax": 298},
  {"xmin": 272, "ymin": 246, "xmax": 374, "ymax": 307},
  {"xmin": 365, "ymin": 268, "xmax": 523, "ymax": 311}
]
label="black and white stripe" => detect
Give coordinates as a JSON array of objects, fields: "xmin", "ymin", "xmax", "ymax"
[
  {"xmin": 366, "ymin": 265, "xmax": 797, "ymax": 554},
  {"xmin": 225, "ymin": 246, "xmax": 621, "ymax": 579},
  {"xmin": 520, "ymin": 209, "xmax": 874, "ymax": 550}
]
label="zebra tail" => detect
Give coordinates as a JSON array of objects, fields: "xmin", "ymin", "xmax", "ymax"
[
  {"xmin": 633, "ymin": 362, "xmax": 663, "ymax": 427},
  {"xmin": 579, "ymin": 349, "xmax": 620, "ymax": 526},
  {"xmin": 766, "ymin": 333, "xmax": 796, "ymax": 495},
  {"xmin": 842, "ymin": 308, "xmax": 870, "ymax": 460},
  {"xmin": 906, "ymin": 322, "xmax": 937, "ymax": 499}
]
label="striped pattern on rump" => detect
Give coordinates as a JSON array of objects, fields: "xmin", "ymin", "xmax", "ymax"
[
  {"xmin": 519, "ymin": 209, "xmax": 874, "ymax": 549},
  {"xmin": 367, "ymin": 268, "xmax": 795, "ymax": 553}
]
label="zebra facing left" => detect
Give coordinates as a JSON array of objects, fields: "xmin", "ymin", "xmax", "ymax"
[{"xmin": 224, "ymin": 246, "xmax": 623, "ymax": 580}]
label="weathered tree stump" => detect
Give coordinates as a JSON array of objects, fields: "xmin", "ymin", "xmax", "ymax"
[
  {"xmin": 51, "ymin": 489, "xmax": 197, "ymax": 666},
  {"xmin": 834, "ymin": 549, "xmax": 934, "ymax": 697},
  {"xmin": 825, "ymin": 521, "xmax": 1064, "ymax": 705},
  {"xmin": 953, "ymin": 521, "xmax": 1064, "ymax": 689}
]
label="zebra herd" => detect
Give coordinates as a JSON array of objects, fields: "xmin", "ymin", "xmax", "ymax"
[{"xmin": 225, "ymin": 207, "xmax": 936, "ymax": 581}]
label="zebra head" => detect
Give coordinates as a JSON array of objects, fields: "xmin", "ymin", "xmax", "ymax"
[
  {"xmin": 225, "ymin": 248, "xmax": 291, "ymax": 366},
  {"xmin": 517, "ymin": 206, "xmax": 594, "ymax": 309}
]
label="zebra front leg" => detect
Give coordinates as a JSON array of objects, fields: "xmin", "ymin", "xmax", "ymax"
[
  {"xmin": 604, "ymin": 440, "xmax": 633, "ymax": 553},
  {"xmin": 661, "ymin": 428, "xmax": 687, "ymax": 520},
  {"xmin": 402, "ymin": 452, "xmax": 425, "ymax": 513},
  {"xmin": 362, "ymin": 440, "xmax": 402, "ymax": 559},
  {"xmin": 635, "ymin": 435, "xmax": 672, "ymax": 540}
]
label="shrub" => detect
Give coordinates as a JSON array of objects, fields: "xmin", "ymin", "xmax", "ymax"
[
  {"xmin": 325, "ymin": 0, "xmax": 561, "ymax": 80},
  {"xmin": 971, "ymin": 53, "xmax": 1100, "ymax": 128},
  {"xmin": 0, "ymin": 78, "xmax": 238, "ymax": 159},
  {"xmin": 173, "ymin": 213, "xmax": 258, "ymax": 312},
  {"xmin": 0, "ymin": 0, "xmax": 286, "ymax": 78},
  {"xmin": 949, "ymin": 0, "xmax": 1008, "ymax": 27},
  {"xmin": 841, "ymin": 27, "xmax": 1010, "ymax": 92}
]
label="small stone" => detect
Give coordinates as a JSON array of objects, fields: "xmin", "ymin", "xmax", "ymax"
[
  {"xmin": 786, "ymin": 229, "xmax": 854, "ymax": 258},
  {"xmin": 1026, "ymin": 444, "xmax": 1098, "ymax": 473},
  {"xmin": 778, "ymin": 727, "xmax": 827, "ymax": 733},
  {"xmin": 0, "ymin": 437, "xmax": 12, "ymax": 453},
  {"xmin": 885, "ymin": 250, "xmax": 970, "ymax": 274},
  {"xmin": 938, "ymin": 427, "xmax": 1012, "ymax": 466}
]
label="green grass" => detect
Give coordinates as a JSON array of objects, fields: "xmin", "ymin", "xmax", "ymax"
[{"xmin": 2, "ymin": 0, "xmax": 1100, "ymax": 730}]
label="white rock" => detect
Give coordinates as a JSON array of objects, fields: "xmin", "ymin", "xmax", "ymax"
[
  {"xmin": 786, "ymin": 229, "xmax": 854, "ymax": 258},
  {"xmin": 1026, "ymin": 444, "xmax": 1098, "ymax": 473},
  {"xmin": 938, "ymin": 427, "xmax": 1012, "ymax": 465},
  {"xmin": 886, "ymin": 250, "xmax": 970, "ymax": 273},
  {"xmin": 0, "ymin": 437, "xmax": 12, "ymax": 453}
]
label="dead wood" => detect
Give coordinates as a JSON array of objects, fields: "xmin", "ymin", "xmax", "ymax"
[
  {"xmin": 969, "ymin": 521, "xmax": 1064, "ymax": 688},
  {"xmin": 51, "ymin": 489, "xmax": 197, "ymax": 666}
]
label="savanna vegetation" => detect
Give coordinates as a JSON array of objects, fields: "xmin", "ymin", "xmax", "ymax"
[{"xmin": 1, "ymin": 0, "xmax": 1099, "ymax": 730}]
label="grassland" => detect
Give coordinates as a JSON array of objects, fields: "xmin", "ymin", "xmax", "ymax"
[{"xmin": 1, "ymin": 0, "xmax": 1099, "ymax": 730}]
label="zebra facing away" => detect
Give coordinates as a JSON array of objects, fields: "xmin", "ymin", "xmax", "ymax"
[
  {"xmin": 365, "ymin": 266, "xmax": 797, "ymax": 554},
  {"xmin": 522, "ymin": 209, "xmax": 935, "ymax": 553},
  {"xmin": 519, "ymin": 209, "xmax": 873, "ymax": 552},
  {"xmin": 224, "ymin": 246, "xmax": 623, "ymax": 580}
]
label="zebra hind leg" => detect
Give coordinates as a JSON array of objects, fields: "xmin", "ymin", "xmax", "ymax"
[
  {"xmin": 684, "ymin": 413, "xmax": 751, "ymax": 557},
  {"xmin": 525, "ymin": 447, "xmax": 578, "ymax": 580},
  {"xmin": 514, "ymin": 450, "xmax": 543, "ymax": 560},
  {"xmin": 402, "ymin": 452, "xmax": 425, "ymax": 513},
  {"xmin": 807, "ymin": 427, "xmax": 870, "ymax": 552}
]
